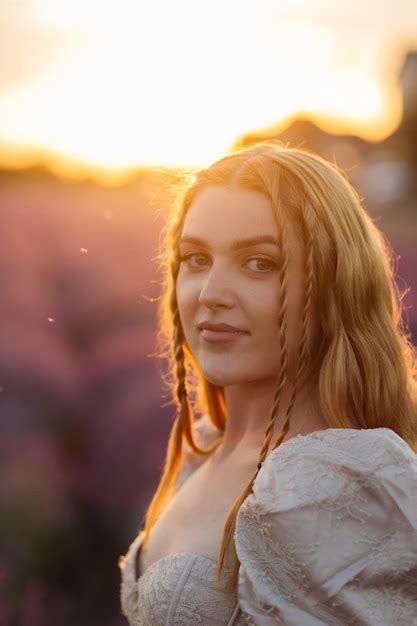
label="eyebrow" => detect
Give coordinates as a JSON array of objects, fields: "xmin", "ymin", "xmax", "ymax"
[{"xmin": 178, "ymin": 234, "xmax": 279, "ymax": 251}]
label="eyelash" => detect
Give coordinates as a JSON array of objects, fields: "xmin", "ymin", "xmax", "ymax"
[{"xmin": 178, "ymin": 252, "xmax": 276, "ymax": 273}]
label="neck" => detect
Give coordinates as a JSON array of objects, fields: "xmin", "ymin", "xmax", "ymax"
[{"xmin": 211, "ymin": 373, "xmax": 327, "ymax": 463}]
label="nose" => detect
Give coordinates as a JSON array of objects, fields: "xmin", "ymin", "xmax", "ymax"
[{"xmin": 198, "ymin": 264, "xmax": 234, "ymax": 309}]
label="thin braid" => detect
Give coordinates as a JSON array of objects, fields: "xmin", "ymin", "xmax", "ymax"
[
  {"xmin": 273, "ymin": 199, "xmax": 314, "ymax": 448},
  {"xmin": 170, "ymin": 258, "xmax": 205, "ymax": 453},
  {"xmin": 256, "ymin": 200, "xmax": 289, "ymax": 469}
]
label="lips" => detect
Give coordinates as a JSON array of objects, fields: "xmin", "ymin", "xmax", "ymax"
[
  {"xmin": 197, "ymin": 321, "xmax": 249, "ymax": 344},
  {"xmin": 197, "ymin": 321, "xmax": 248, "ymax": 333}
]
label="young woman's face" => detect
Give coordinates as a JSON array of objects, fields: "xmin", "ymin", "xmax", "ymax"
[{"xmin": 176, "ymin": 185, "xmax": 309, "ymax": 387}]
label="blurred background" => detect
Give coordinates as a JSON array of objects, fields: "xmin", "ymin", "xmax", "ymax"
[{"xmin": 0, "ymin": 1, "xmax": 416, "ymax": 624}]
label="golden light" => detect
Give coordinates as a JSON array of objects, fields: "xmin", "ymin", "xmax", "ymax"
[{"xmin": 0, "ymin": 0, "xmax": 414, "ymax": 173}]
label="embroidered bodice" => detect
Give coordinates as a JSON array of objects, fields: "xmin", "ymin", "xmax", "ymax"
[
  {"xmin": 120, "ymin": 530, "xmax": 249, "ymax": 625},
  {"xmin": 119, "ymin": 415, "xmax": 417, "ymax": 625}
]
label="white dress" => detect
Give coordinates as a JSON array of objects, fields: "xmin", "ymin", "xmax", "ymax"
[{"xmin": 119, "ymin": 415, "xmax": 417, "ymax": 625}]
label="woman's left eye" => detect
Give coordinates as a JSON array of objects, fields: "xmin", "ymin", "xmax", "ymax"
[
  {"xmin": 179, "ymin": 252, "xmax": 208, "ymax": 267},
  {"xmin": 245, "ymin": 257, "xmax": 275, "ymax": 273}
]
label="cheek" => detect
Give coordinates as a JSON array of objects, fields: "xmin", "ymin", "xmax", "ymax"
[
  {"xmin": 175, "ymin": 276, "xmax": 197, "ymax": 328},
  {"xmin": 253, "ymin": 276, "xmax": 305, "ymax": 357},
  {"xmin": 256, "ymin": 280, "xmax": 281, "ymax": 318},
  {"xmin": 249, "ymin": 289, "xmax": 281, "ymax": 343}
]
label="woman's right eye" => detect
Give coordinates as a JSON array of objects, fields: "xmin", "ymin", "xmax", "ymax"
[{"xmin": 179, "ymin": 252, "xmax": 208, "ymax": 268}]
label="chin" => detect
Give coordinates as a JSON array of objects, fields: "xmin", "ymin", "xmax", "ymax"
[
  {"xmin": 192, "ymin": 349, "xmax": 254, "ymax": 386},
  {"xmin": 199, "ymin": 366, "xmax": 245, "ymax": 387},
  {"xmin": 199, "ymin": 360, "xmax": 279, "ymax": 388},
  {"xmin": 204, "ymin": 375, "xmax": 232, "ymax": 387}
]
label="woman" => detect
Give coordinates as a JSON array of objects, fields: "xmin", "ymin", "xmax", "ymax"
[{"xmin": 119, "ymin": 142, "xmax": 417, "ymax": 625}]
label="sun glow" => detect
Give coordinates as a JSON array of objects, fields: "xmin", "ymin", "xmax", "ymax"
[{"xmin": 0, "ymin": 0, "xmax": 413, "ymax": 172}]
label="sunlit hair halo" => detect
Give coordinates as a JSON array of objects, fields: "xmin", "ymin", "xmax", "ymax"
[{"xmin": 141, "ymin": 141, "xmax": 417, "ymax": 594}]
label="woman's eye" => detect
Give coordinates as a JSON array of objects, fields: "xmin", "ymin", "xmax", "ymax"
[
  {"xmin": 179, "ymin": 253, "xmax": 275, "ymax": 273},
  {"xmin": 180, "ymin": 252, "xmax": 208, "ymax": 268},
  {"xmin": 245, "ymin": 257, "xmax": 275, "ymax": 273}
]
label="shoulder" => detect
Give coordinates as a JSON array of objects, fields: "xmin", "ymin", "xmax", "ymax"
[
  {"xmin": 235, "ymin": 428, "xmax": 417, "ymax": 624},
  {"xmin": 176, "ymin": 414, "xmax": 222, "ymax": 490},
  {"xmin": 237, "ymin": 427, "xmax": 417, "ymax": 531},
  {"xmin": 249, "ymin": 427, "xmax": 417, "ymax": 512}
]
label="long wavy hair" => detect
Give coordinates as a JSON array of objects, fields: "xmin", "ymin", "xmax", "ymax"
[{"xmin": 140, "ymin": 142, "xmax": 417, "ymax": 594}]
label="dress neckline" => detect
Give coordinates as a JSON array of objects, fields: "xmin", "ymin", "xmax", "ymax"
[
  {"xmin": 133, "ymin": 426, "xmax": 405, "ymax": 582},
  {"xmin": 134, "ymin": 531, "xmax": 225, "ymax": 583}
]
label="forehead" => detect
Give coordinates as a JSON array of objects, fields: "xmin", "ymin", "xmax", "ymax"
[{"xmin": 182, "ymin": 186, "xmax": 277, "ymax": 242}]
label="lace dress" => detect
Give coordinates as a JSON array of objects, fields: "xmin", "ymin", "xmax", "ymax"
[{"xmin": 119, "ymin": 415, "xmax": 417, "ymax": 625}]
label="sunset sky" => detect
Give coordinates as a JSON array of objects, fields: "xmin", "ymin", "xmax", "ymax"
[{"xmin": 0, "ymin": 0, "xmax": 416, "ymax": 172}]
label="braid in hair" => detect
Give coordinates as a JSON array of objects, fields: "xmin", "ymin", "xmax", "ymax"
[
  {"xmin": 170, "ymin": 256, "xmax": 212, "ymax": 454},
  {"xmin": 255, "ymin": 196, "xmax": 290, "ymax": 467},
  {"xmin": 272, "ymin": 198, "xmax": 314, "ymax": 449}
]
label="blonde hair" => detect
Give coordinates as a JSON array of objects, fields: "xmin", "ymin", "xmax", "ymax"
[{"xmin": 141, "ymin": 142, "xmax": 417, "ymax": 594}]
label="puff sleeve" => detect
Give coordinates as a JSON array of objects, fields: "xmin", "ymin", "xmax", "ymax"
[{"xmin": 234, "ymin": 428, "xmax": 417, "ymax": 626}]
